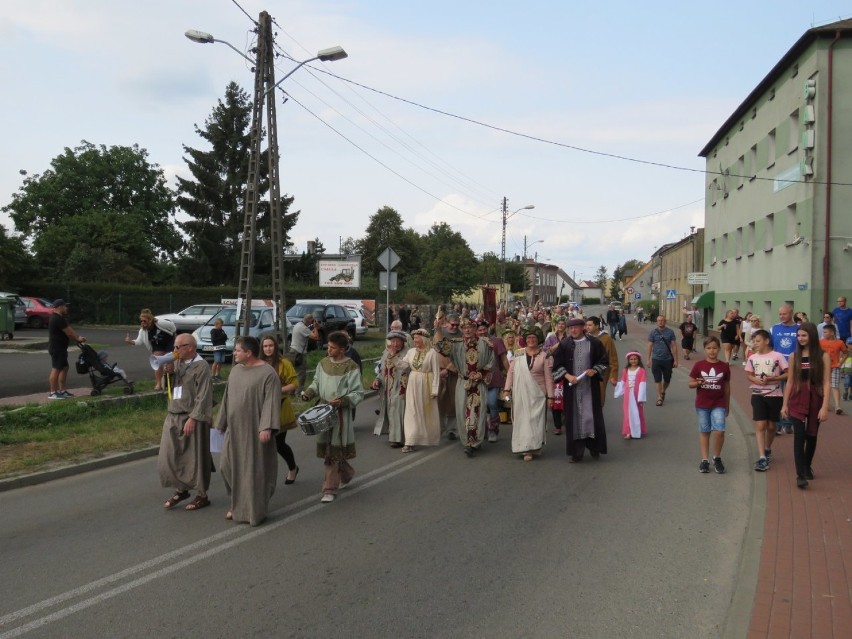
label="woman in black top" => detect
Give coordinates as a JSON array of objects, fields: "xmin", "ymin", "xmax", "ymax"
[{"xmin": 717, "ymin": 310, "xmax": 740, "ymax": 364}]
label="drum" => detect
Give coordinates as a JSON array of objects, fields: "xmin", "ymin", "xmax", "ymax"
[{"xmin": 297, "ymin": 404, "xmax": 337, "ymax": 436}]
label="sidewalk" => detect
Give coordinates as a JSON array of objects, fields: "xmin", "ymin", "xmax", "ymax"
[{"xmin": 726, "ymin": 360, "xmax": 852, "ymax": 638}]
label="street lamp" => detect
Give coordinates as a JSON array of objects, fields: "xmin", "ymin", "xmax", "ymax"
[
  {"xmin": 523, "ymin": 238, "xmax": 544, "ymax": 305},
  {"xmin": 185, "ymin": 20, "xmax": 347, "ymax": 348},
  {"xmin": 500, "ymin": 199, "xmax": 534, "ymax": 306},
  {"xmin": 184, "ymin": 29, "xmax": 255, "ymax": 64}
]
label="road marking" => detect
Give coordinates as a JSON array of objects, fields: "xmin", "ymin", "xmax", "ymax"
[{"xmin": 0, "ymin": 445, "xmax": 452, "ymax": 638}]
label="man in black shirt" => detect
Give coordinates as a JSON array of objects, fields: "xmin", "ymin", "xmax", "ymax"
[{"xmin": 48, "ymin": 299, "xmax": 85, "ymax": 399}]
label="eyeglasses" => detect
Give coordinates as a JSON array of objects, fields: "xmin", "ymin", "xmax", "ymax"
[
  {"xmin": 176, "ymin": 343, "xmax": 194, "ymax": 349},
  {"xmin": 449, "ymin": 323, "xmax": 459, "ymax": 327}
]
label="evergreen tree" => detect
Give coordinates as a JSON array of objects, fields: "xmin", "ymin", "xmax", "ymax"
[{"xmin": 175, "ymin": 82, "xmax": 298, "ymax": 285}]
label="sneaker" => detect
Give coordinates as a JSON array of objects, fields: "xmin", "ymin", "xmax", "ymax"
[
  {"xmin": 699, "ymin": 459, "xmax": 711, "ymax": 473},
  {"xmin": 320, "ymin": 494, "xmax": 335, "ymax": 503},
  {"xmin": 784, "ymin": 425, "xmax": 793, "ymax": 434},
  {"xmin": 764, "ymin": 448, "xmax": 772, "ymax": 464},
  {"xmin": 732, "ymin": 354, "xmax": 739, "ymax": 361},
  {"xmin": 805, "ymin": 467, "xmax": 814, "ymax": 480},
  {"xmin": 447, "ymin": 432, "xmax": 457, "ymax": 441},
  {"xmin": 713, "ymin": 457, "xmax": 726, "ymax": 474},
  {"xmin": 836, "ymin": 408, "xmax": 843, "ymax": 415},
  {"xmin": 553, "ymin": 428, "xmax": 563, "ymax": 436},
  {"xmin": 776, "ymin": 427, "xmax": 784, "ymax": 436},
  {"xmin": 338, "ymin": 481, "xmax": 349, "ymax": 490},
  {"xmin": 796, "ymin": 476, "xmax": 808, "ymax": 489},
  {"xmin": 487, "ymin": 432, "xmax": 498, "ymax": 443},
  {"xmin": 59, "ymin": 390, "xmax": 74, "ymax": 397},
  {"xmin": 754, "ymin": 457, "xmax": 769, "ymax": 472},
  {"xmin": 48, "ymin": 392, "xmax": 65, "ymax": 400}
]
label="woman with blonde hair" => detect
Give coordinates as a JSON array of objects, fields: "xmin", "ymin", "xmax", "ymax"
[{"xmin": 125, "ymin": 308, "xmax": 175, "ymax": 390}]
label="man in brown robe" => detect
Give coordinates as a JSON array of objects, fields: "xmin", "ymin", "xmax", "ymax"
[
  {"xmin": 215, "ymin": 336, "xmax": 281, "ymax": 526},
  {"xmin": 433, "ymin": 312, "xmax": 461, "ymax": 440},
  {"xmin": 585, "ymin": 316, "xmax": 619, "ymax": 407},
  {"xmin": 159, "ymin": 334, "xmax": 214, "ymax": 511}
]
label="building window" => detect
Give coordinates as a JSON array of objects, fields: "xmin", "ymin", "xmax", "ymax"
[
  {"xmin": 767, "ymin": 129, "xmax": 776, "ymax": 169},
  {"xmin": 721, "ymin": 233, "xmax": 728, "ymax": 262},
  {"xmin": 736, "ymin": 227, "xmax": 743, "ymax": 259},
  {"xmin": 792, "ymin": 62, "xmax": 799, "ymax": 78},
  {"xmin": 764, "ymin": 213, "xmax": 774, "ymax": 251},
  {"xmin": 737, "ymin": 156, "xmax": 745, "ymax": 189},
  {"xmin": 788, "ymin": 109, "xmax": 799, "ymax": 154},
  {"xmin": 786, "ymin": 204, "xmax": 798, "ymax": 244},
  {"xmin": 749, "ymin": 144, "xmax": 757, "ymax": 180},
  {"xmin": 747, "ymin": 221, "xmax": 756, "ymax": 255},
  {"xmin": 710, "ymin": 238, "xmax": 717, "ymax": 265}
]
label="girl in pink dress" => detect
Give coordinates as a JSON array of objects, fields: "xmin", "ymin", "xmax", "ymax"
[{"xmin": 616, "ymin": 352, "xmax": 647, "ymax": 439}]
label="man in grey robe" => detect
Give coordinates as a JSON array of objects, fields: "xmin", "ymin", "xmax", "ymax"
[
  {"xmin": 553, "ymin": 318, "xmax": 609, "ymax": 462},
  {"xmin": 159, "ymin": 334, "xmax": 214, "ymax": 511},
  {"xmin": 433, "ymin": 312, "xmax": 461, "ymax": 439},
  {"xmin": 215, "ymin": 336, "xmax": 281, "ymax": 526}
]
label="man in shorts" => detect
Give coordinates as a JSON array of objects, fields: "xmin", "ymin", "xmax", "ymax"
[
  {"xmin": 647, "ymin": 315, "xmax": 678, "ymax": 406},
  {"xmin": 47, "ymin": 299, "xmax": 85, "ymax": 399},
  {"xmin": 688, "ymin": 336, "xmax": 730, "ymax": 474}
]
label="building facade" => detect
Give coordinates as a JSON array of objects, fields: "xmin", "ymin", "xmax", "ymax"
[
  {"xmin": 658, "ymin": 228, "xmax": 706, "ymax": 326},
  {"xmin": 698, "ymin": 20, "xmax": 852, "ymax": 328}
]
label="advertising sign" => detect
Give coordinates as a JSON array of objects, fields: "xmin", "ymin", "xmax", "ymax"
[{"xmin": 319, "ymin": 260, "xmax": 361, "ymax": 288}]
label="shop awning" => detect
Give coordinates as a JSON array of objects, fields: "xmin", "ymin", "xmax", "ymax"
[{"xmin": 692, "ymin": 290, "xmax": 715, "ymax": 308}]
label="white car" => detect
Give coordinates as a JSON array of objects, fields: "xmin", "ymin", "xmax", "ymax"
[
  {"xmin": 156, "ymin": 303, "xmax": 230, "ymax": 333},
  {"xmin": 194, "ymin": 306, "xmax": 277, "ymax": 360},
  {"xmin": 347, "ymin": 307, "xmax": 368, "ymax": 337}
]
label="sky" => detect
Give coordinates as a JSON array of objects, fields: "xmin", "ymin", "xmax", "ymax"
[{"xmin": 2, "ymin": 1, "xmax": 850, "ymax": 283}]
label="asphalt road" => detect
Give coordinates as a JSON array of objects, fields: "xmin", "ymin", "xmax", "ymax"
[
  {"xmin": 0, "ymin": 328, "xmax": 161, "ymax": 399},
  {"xmin": 0, "ymin": 328, "xmax": 755, "ymax": 638}
]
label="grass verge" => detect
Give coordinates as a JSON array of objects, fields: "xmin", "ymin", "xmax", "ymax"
[{"xmin": 0, "ymin": 336, "xmax": 385, "ymax": 479}]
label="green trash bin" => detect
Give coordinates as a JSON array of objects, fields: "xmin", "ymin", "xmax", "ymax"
[{"xmin": 0, "ymin": 297, "xmax": 14, "ymax": 340}]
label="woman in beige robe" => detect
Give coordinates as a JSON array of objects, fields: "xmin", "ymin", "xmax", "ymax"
[{"xmin": 401, "ymin": 329, "xmax": 441, "ymax": 451}]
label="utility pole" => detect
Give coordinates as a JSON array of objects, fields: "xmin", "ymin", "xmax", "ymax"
[
  {"xmin": 235, "ymin": 11, "xmax": 287, "ymax": 349},
  {"xmin": 500, "ymin": 196, "xmax": 508, "ymax": 308}
]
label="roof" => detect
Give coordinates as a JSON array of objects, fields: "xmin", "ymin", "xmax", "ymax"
[{"xmin": 699, "ymin": 18, "xmax": 852, "ymax": 157}]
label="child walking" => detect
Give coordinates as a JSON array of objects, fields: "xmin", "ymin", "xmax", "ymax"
[
  {"xmin": 781, "ymin": 322, "xmax": 831, "ymax": 489},
  {"xmin": 688, "ymin": 336, "xmax": 731, "ymax": 474},
  {"xmin": 818, "ymin": 324, "xmax": 848, "ymax": 414},
  {"xmin": 842, "ymin": 338, "xmax": 852, "ymax": 402},
  {"xmin": 744, "ymin": 329, "xmax": 788, "ymax": 472},
  {"xmin": 615, "ymin": 351, "xmax": 647, "ymax": 439}
]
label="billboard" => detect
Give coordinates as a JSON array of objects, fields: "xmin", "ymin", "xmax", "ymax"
[{"xmin": 319, "ymin": 260, "xmax": 361, "ymax": 288}]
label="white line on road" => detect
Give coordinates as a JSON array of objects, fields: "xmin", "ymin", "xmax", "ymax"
[{"xmin": 0, "ymin": 445, "xmax": 452, "ymax": 638}]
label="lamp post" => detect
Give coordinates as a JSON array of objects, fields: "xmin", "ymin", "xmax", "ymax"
[
  {"xmin": 523, "ymin": 237, "xmax": 544, "ymax": 305},
  {"xmin": 500, "ymin": 198, "xmax": 534, "ymax": 308},
  {"xmin": 185, "ymin": 18, "xmax": 346, "ymax": 348}
]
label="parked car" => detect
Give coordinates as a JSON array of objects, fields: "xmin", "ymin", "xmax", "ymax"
[
  {"xmin": 0, "ymin": 292, "xmax": 27, "ymax": 329},
  {"xmin": 156, "ymin": 303, "xmax": 230, "ymax": 333},
  {"xmin": 193, "ymin": 306, "xmax": 277, "ymax": 360},
  {"xmin": 286, "ymin": 302, "xmax": 356, "ymax": 346},
  {"xmin": 20, "ymin": 297, "xmax": 54, "ymax": 328},
  {"xmin": 347, "ymin": 307, "xmax": 368, "ymax": 337}
]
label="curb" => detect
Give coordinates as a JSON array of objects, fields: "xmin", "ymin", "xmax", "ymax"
[{"xmin": 0, "ymin": 446, "xmax": 159, "ymax": 493}]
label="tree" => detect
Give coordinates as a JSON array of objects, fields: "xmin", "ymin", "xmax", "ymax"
[
  {"xmin": 3, "ymin": 141, "xmax": 180, "ymax": 280},
  {"xmin": 0, "ymin": 226, "xmax": 35, "ymax": 288},
  {"xmin": 414, "ymin": 245, "xmax": 479, "ymax": 298},
  {"xmin": 355, "ymin": 206, "xmax": 420, "ymax": 278},
  {"xmin": 594, "ymin": 265, "xmax": 609, "ymax": 294},
  {"xmin": 612, "ymin": 258, "xmax": 645, "ymax": 301},
  {"xmin": 175, "ymin": 82, "xmax": 298, "ymax": 285}
]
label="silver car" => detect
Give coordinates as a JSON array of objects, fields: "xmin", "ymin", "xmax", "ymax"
[
  {"xmin": 156, "ymin": 303, "xmax": 230, "ymax": 333},
  {"xmin": 193, "ymin": 306, "xmax": 277, "ymax": 360}
]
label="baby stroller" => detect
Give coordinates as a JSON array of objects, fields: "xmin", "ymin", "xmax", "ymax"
[{"xmin": 75, "ymin": 343, "xmax": 135, "ymax": 396}]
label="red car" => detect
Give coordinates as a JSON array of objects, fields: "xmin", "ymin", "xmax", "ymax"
[{"xmin": 20, "ymin": 297, "xmax": 54, "ymax": 329}]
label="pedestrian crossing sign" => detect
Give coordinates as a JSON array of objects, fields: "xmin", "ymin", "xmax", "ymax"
[{"xmin": 665, "ymin": 289, "xmax": 677, "ymax": 300}]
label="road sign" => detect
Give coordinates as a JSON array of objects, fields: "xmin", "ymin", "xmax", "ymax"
[
  {"xmin": 634, "ymin": 293, "xmax": 641, "ymax": 300},
  {"xmin": 379, "ymin": 271, "xmax": 398, "ymax": 291},
  {"xmin": 377, "ymin": 247, "xmax": 400, "ymax": 272},
  {"xmin": 687, "ymin": 272, "xmax": 709, "ymax": 285},
  {"xmin": 665, "ymin": 289, "xmax": 677, "ymax": 301},
  {"xmin": 626, "ymin": 286, "xmax": 635, "ymax": 295}
]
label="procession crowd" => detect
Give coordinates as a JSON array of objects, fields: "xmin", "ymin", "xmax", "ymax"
[{"xmin": 145, "ymin": 295, "xmax": 852, "ymax": 525}]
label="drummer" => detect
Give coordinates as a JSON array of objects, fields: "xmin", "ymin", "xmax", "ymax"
[{"xmin": 301, "ymin": 331, "xmax": 364, "ymax": 504}]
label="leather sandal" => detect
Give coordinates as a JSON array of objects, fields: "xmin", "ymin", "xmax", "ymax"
[
  {"xmin": 185, "ymin": 495, "xmax": 210, "ymax": 511},
  {"xmin": 164, "ymin": 490, "xmax": 190, "ymax": 509}
]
